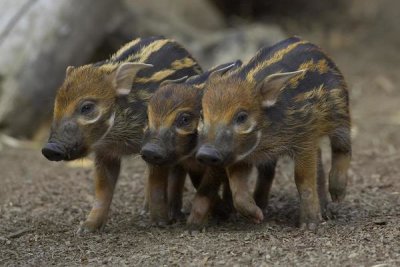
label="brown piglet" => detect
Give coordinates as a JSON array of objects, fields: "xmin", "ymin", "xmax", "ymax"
[
  {"xmin": 141, "ymin": 61, "xmax": 242, "ymax": 226},
  {"xmin": 197, "ymin": 37, "xmax": 351, "ymax": 230},
  {"xmin": 41, "ymin": 36, "xmax": 202, "ymax": 233}
]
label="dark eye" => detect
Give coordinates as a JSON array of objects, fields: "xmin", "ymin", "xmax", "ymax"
[
  {"xmin": 177, "ymin": 113, "xmax": 192, "ymax": 128},
  {"xmin": 235, "ymin": 111, "xmax": 248, "ymax": 124},
  {"xmin": 80, "ymin": 102, "xmax": 95, "ymax": 115}
]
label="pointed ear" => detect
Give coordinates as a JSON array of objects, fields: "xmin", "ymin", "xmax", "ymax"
[
  {"xmin": 66, "ymin": 66, "xmax": 75, "ymax": 76},
  {"xmin": 257, "ymin": 70, "xmax": 306, "ymax": 108},
  {"xmin": 113, "ymin": 62, "xmax": 153, "ymax": 96},
  {"xmin": 160, "ymin": 76, "xmax": 188, "ymax": 86},
  {"xmin": 208, "ymin": 60, "xmax": 242, "ymax": 81}
]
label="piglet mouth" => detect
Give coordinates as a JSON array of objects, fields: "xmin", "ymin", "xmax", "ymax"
[{"xmin": 66, "ymin": 146, "xmax": 88, "ymax": 161}]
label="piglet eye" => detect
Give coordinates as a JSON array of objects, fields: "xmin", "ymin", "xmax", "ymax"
[
  {"xmin": 80, "ymin": 102, "xmax": 95, "ymax": 115},
  {"xmin": 235, "ymin": 111, "xmax": 248, "ymax": 124},
  {"xmin": 177, "ymin": 113, "xmax": 192, "ymax": 128}
]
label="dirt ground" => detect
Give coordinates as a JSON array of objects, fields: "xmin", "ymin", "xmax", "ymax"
[{"xmin": 1, "ymin": 22, "xmax": 400, "ymax": 266}]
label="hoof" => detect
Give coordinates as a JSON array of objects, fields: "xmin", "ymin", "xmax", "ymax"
[
  {"xmin": 330, "ymin": 188, "xmax": 346, "ymax": 203},
  {"xmin": 169, "ymin": 209, "xmax": 185, "ymax": 223},
  {"xmin": 329, "ymin": 170, "xmax": 347, "ymax": 203},
  {"xmin": 187, "ymin": 209, "xmax": 208, "ymax": 227},
  {"xmin": 321, "ymin": 203, "xmax": 334, "ymax": 220},
  {"xmin": 299, "ymin": 213, "xmax": 321, "ymax": 232},
  {"xmin": 186, "ymin": 220, "xmax": 206, "ymax": 232},
  {"xmin": 300, "ymin": 221, "xmax": 318, "ymax": 232},
  {"xmin": 234, "ymin": 194, "xmax": 264, "ymax": 224},
  {"xmin": 76, "ymin": 220, "xmax": 104, "ymax": 235},
  {"xmin": 188, "ymin": 195, "xmax": 211, "ymax": 226},
  {"xmin": 150, "ymin": 218, "xmax": 169, "ymax": 227},
  {"xmin": 236, "ymin": 203, "xmax": 264, "ymax": 224}
]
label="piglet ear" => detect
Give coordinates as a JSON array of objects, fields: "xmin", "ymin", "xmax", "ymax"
[
  {"xmin": 66, "ymin": 66, "xmax": 75, "ymax": 76},
  {"xmin": 208, "ymin": 61, "xmax": 241, "ymax": 81},
  {"xmin": 257, "ymin": 70, "xmax": 306, "ymax": 108},
  {"xmin": 113, "ymin": 62, "xmax": 153, "ymax": 96}
]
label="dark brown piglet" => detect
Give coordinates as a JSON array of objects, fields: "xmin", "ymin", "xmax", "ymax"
[
  {"xmin": 141, "ymin": 61, "xmax": 242, "ymax": 226},
  {"xmin": 198, "ymin": 37, "xmax": 351, "ymax": 230},
  {"xmin": 41, "ymin": 37, "xmax": 202, "ymax": 233}
]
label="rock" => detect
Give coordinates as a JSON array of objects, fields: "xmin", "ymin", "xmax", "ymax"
[
  {"xmin": 0, "ymin": 0, "xmax": 121, "ymax": 138},
  {"xmin": 120, "ymin": 1, "xmax": 285, "ymax": 68},
  {"xmin": 120, "ymin": 0, "xmax": 225, "ymax": 40},
  {"xmin": 189, "ymin": 23, "xmax": 286, "ymax": 68}
]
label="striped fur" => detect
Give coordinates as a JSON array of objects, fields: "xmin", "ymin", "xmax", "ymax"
[
  {"xmin": 53, "ymin": 36, "xmax": 201, "ymax": 156},
  {"xmin": 142, "ymin": 61, "xmax": 242, "ymax": 225},
  {"xmin": 45, "ymin": 37, "xmax": 202, "ymax": 233},
  {"xmin": 203, "ymin": 37, "xmax": 350, "ymax": 158},
  {"xmin": 200, "ymin": 37, "xmax": 351, "ymax": 228}
]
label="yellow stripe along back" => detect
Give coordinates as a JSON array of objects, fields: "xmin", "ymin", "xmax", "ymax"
[
  {"xmin": 246, "ymin": 40, "xmax": 308, "ymax": 83},
  {"xmin": 135, "ymin": 57, "xmax": 198, "ymax": 84}
]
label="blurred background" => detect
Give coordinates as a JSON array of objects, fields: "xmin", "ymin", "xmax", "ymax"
[{"xmin": 0, "ymin": 0, "xmax": 398, "ymax": 141}]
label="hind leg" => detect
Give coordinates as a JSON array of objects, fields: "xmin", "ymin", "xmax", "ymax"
[
  {"xmin": 317, "ymin": 148, "xmax": 330, "ymax": 219},
  {"xmin": 294, "ymin": 146, "xmax": 322, "ymax": 230},
  {"xmin": 254, "ymin": 160, "xmax": 277, "ymax": 212},
  {"xmin": 329, "ymin": 127, "xmax": 351, "ymax": 202},
  {"xmin": 222, "ymin": 180, "xmax": 233, "ymax": 212},
  {"xmin": 212, "ymin": 172, "xmax": 232, "ymax": 221}
]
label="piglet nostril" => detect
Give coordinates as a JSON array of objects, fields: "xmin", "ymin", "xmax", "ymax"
[
  {"xmin": 196, "ymin": 145, "xmax": 223, "ymax": 166},
  {"xmin": 41, "ymin": 143, "xmax": 66, "ymax": 161},
  {"xmin": 140, "ymin": 143, "xmax": 166, "ymax": 164}
]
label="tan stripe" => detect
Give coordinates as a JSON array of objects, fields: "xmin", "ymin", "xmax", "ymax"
[
  {"xmin": 193, "ymin": 84, "xmax": 204, "ymax": 89},
  {"xmin": 171, "ymin": 57, "xmax": 197, "ymax": 69},
  {"xmin": 135, "ymin": 69, "xmax": 176, "ymax": 83},
  {"xmin": 135, "ymin": 57, "xmax": 196, "ymax": 83},
  {"xmin": 289, "ymin": 59, "xmax": 329, "ymax": 88},
  {"xmin": 109, "ymin": 39, "xmax": 171, "ymax": 67},
  {"xmin": 136, "ymin": 89, "xmax": 153, "ymax": 101},
  {"xmin": 112, "ymin": 38, "xmax": 142, "ymax": 59},
  {"xmin": 136, "ymin": 39, "xmax": 171, "ymax": 63},
  {"xmin": 246, "ymin": 40, "xmax": 308, "ymax": 83},
  {"xmin": 98, "ymin": 63, "xmax": 118, "ymax": 73},
  {"xmin": 294, "ymin": 85, "xmax": 325, "ymax": 103}
]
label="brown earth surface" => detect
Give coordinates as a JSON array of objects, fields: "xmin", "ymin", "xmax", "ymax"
[{"xmin": 1, "ymin": 24, "xmax": 400, "ymax": 266}]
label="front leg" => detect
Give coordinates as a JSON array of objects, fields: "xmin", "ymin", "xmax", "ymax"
[
  {"xmin": 187, "ymin": 167, "xmax": 222, "ymax": 227},
  {"xmin": 227, "ymin": 163, "xmax": 263, "ymax": 224},
  {"xmin": 77, "ymin": 153, "xmax": 120, "ymax": 234},
  {"xmin": 168, "ymin": 165, "xmax": 186, "ymax": 221},
  {"xmin": 294, "ymin": 148, "xmax": 322, "ymax": 231},
  {"xmin": 148, "ymin": 164, "xmax": 170, "ymax": 225}
]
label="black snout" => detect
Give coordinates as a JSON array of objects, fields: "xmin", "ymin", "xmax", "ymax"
[
  {"xmin": 42, "ymin": 143, "xmax": 66, "ymax": 161},
  {"xmin": 196, "ymin": 145, "xmax": 223, "ymax": 165},
  {"xmin": 140, "ymin": 143, "xmax": 167, "ymax": 165}
]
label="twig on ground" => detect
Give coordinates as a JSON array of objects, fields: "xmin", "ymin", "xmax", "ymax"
[{"xmin": 7, "ymin": 228, "xmax": 32, "ymax": 239}]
